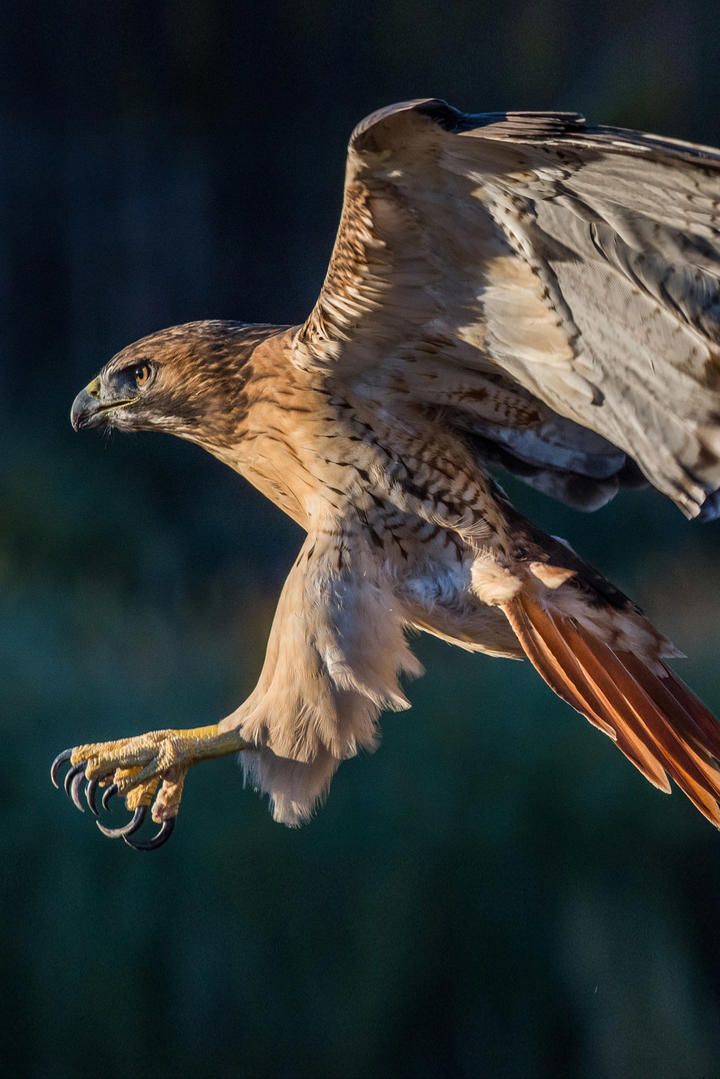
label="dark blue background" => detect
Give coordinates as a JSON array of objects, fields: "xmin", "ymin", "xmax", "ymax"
[{"xmin": 3, "ymin": 3, "xmax": 720, "ymax": 1076}]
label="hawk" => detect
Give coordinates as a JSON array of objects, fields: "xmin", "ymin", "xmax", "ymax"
[{"xmin": 52, "ymin": 98, "xmax": 720, "ymax": 849}]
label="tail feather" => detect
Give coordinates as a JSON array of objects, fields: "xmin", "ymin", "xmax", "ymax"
[
  {"xmin": 564, "ymin": 620, "xmax": 720, "ymax": 821},
  {"xmin": 557, "ymin": 619, "xmax": 674, "ymax": 794},
  {"xmin": 627, "ymin": 655, "xmax": 720, "ymax": 756},
  {"xmin": 505, "ymin": 597, "xmax": 617, "ymax": 738},
  {"xmin": 505, "ymin": 595, "xmax": 672, "ymax": 793},
  {"xmin": 503, "ymin": 591, "xmax": 720, "ymax": 827}
]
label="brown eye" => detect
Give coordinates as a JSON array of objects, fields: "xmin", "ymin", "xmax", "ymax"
[{"xmin": 134, "ymin": 363, "xmax": 151, "ymax": 387}]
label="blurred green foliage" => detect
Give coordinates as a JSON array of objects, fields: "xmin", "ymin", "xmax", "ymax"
[{"xmin": 3, "ymin": 2, "xmax": 720, "ymax": 1076}]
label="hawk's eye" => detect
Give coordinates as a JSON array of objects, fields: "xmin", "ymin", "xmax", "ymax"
[{"xmin": 134, "ymin": 363, "xmax": 151, "ymax": 388}]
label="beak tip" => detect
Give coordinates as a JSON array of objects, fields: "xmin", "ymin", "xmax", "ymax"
[
  {"xmin": 70, "ymin": 404, "xmax": 89, "ymax": 432},
  {"xmin": 70, "ymin": 380, "xmax": 101, "ymax": 432}
]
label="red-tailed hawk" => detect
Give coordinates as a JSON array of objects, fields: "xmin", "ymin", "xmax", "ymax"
[{"xmin": 53, "ymin": 99, "xmax": 720, "ymax": 849}]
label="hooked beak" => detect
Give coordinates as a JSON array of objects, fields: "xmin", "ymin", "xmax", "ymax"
[
  {"xmin": 70, "ymin": 378, "xmax": 103, "ymax": 431},
  {"xmin": 70, "ymin": 377, "xmax": 137, "ymax": 431}
]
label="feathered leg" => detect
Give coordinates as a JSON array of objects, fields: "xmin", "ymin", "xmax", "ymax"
[{"xmin": 52, "ymin": 526, "xmax": 424, "ymax": 843}]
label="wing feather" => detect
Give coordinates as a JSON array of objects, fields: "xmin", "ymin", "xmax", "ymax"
[{"xmin": 295, "ymin": 99, "xmax": 720, "ymax": 517}]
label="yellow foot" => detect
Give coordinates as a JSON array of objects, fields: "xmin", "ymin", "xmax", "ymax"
[{"xmin": 51, "ymin": 725, "xmax": 249, "ymax": 850}]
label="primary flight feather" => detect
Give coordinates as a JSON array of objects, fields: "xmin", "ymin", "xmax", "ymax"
[{"xmin": 52, "ymin": 98, "xmax": 720, "ymax": 849}]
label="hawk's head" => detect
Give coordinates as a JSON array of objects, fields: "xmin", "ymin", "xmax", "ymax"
[{"xmin": 71, "ymin": 320, "xmax": 276, "ymax": 451}]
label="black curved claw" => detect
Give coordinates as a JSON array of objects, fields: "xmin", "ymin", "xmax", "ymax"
[
  {"xmin": 96, "ymin": 804, "xmax": 147, "ymax": 839},
  {"xmin": 69, "ymin": 765, "xmax": 87, "ymax": 813},
  {"xmin": 64, "ymin": 762, "xmax": 87, "ymax": 807},
  {"xmin": 124, "ymin": 816, "xmax": 176, "ymax": 851},
  {"xmin": 50, "ymin": 748, "xmax": 73, "ymax": 788},
  {"xmin": 85, "ymin": 772, "xmax": 113, "ymax": 817},
  {"xmin": 101, "ymin": 782, "xmax": 119, "ymax": 812}
]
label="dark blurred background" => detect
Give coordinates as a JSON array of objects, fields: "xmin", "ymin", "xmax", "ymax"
[{"xmin": 3, "ymin": 2, "xmax": 720, "ymax": 1076}]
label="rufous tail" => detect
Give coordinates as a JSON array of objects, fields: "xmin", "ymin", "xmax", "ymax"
[{"xmin": 502, "ymin": 591, "xmax": 720, "ymax": 827}]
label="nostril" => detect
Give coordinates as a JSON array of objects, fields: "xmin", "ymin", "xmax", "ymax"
[{"xmin": 87, "ymin": 378, "xmax": 101, "ymax": 399}]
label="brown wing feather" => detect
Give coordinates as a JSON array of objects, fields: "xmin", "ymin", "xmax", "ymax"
[
  {"xmin": 503, "ymin": 592, "xmax": 720, "ymax": 825},
  {"xmin": 295, "ymin": 98, "xmax": 720, "ymax": 518}
]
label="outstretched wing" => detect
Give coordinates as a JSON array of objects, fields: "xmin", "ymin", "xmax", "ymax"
[{"xmin": 294, "ymin": 98, "xmax": 720, "ymax": 518}]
